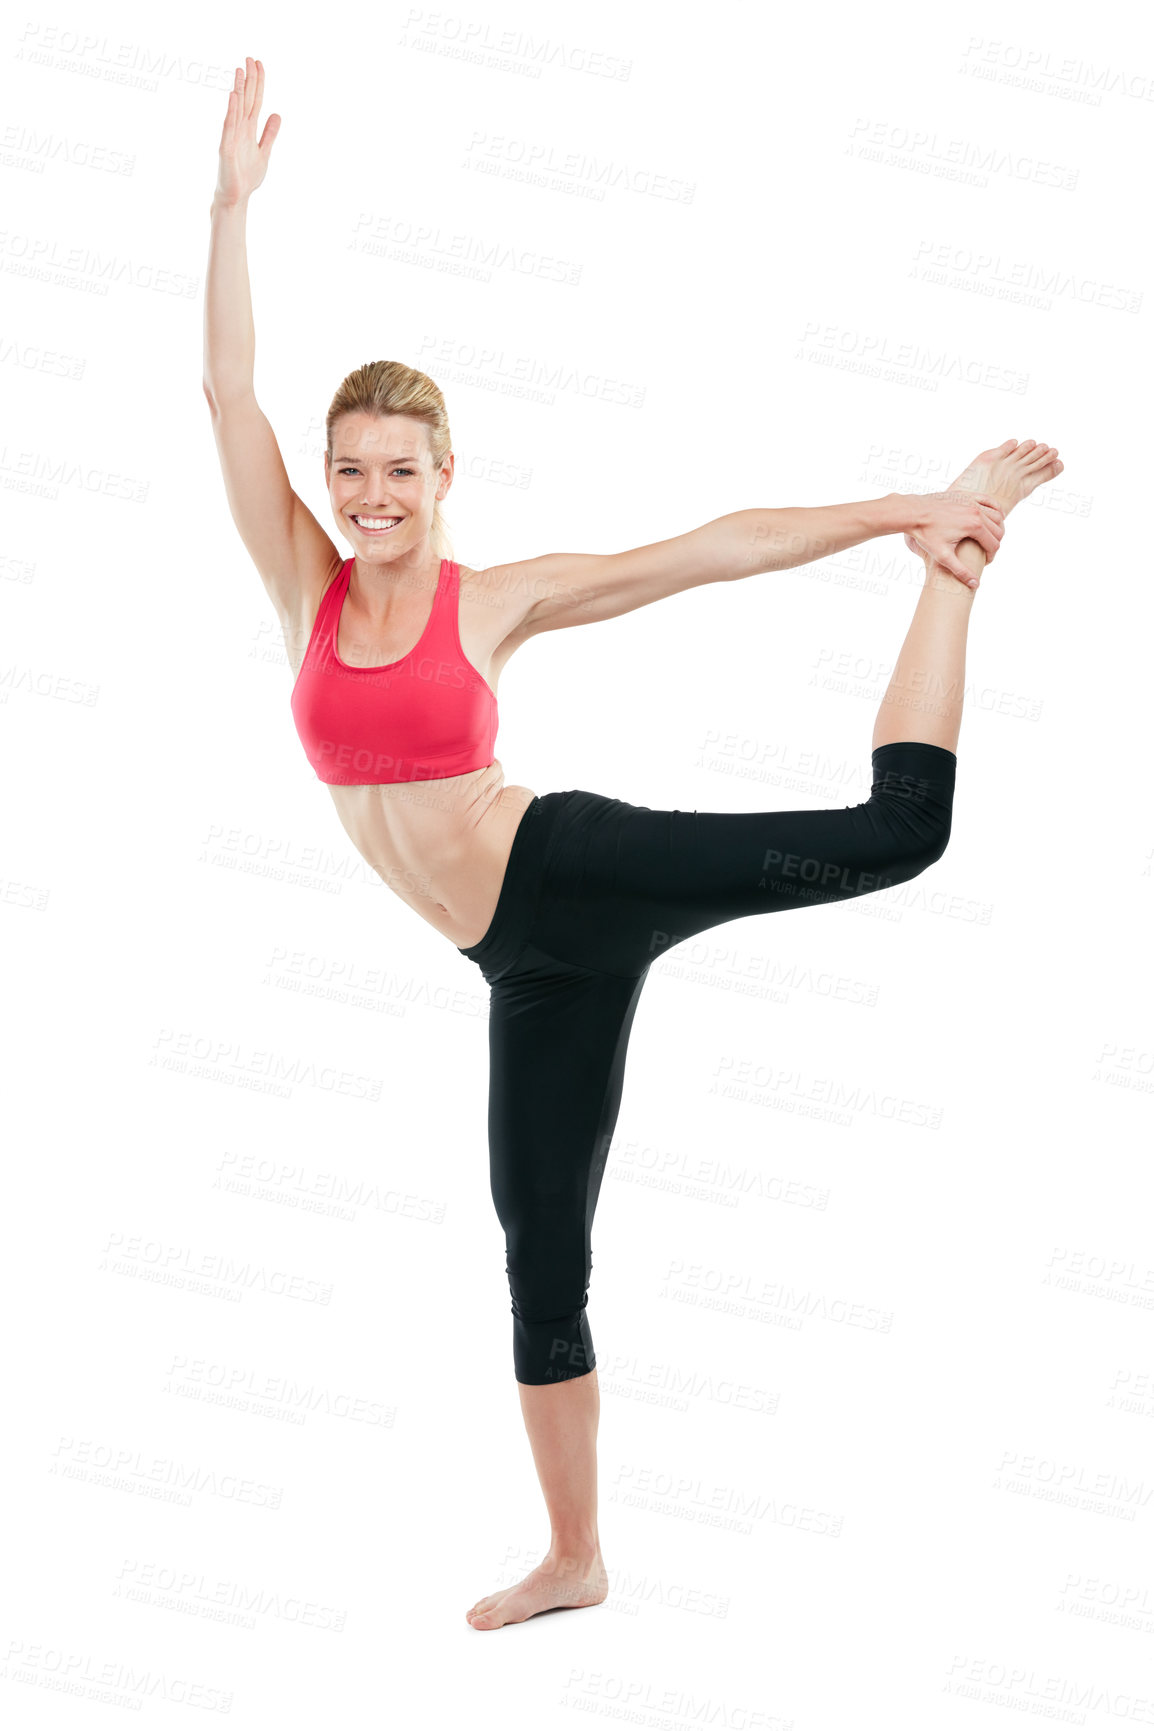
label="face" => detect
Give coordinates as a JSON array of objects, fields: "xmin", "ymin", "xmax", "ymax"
[{"xmin": 326, "ymin": 412, "xmax": 453, "ymax": 560}]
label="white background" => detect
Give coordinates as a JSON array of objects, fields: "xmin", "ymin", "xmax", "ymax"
[{"xmin": 3, "ymin": 0, "xmax": 1151, "ymax": 1724}]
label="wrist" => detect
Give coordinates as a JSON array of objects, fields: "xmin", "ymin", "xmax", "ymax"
[
  {"xmin": 210, "ymin": 193, "xmax": 250, "ymax": 218},
  {"xmin": 868, "ymin": 492, "xmax": 916, "ymax": 537}
]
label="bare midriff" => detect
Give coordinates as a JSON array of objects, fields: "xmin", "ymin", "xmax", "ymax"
[{"xmin": 324, "ymin": 761, "xmax": 537, "ymax": 949}]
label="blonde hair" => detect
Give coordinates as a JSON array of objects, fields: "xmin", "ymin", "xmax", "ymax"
[{"xmin": 326, "ymin": 360, "xmax": 454, "ymax": 562}]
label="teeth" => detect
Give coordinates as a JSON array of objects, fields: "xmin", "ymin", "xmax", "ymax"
[{"xmin": 354, "ymin": 516, "xmax": 402, "ymax": 530}]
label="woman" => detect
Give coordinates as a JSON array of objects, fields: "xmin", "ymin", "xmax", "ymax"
[{"xmin": 204, "ymin": 60, "xmax": 1062, "ymax": 1631}]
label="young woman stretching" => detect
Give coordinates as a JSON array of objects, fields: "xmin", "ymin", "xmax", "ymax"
[{"xmin": 204, "ymin": 60, "xmax": 1063, "ymax": 1631}]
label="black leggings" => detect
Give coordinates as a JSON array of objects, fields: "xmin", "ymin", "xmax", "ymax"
[{"xmin": 457, "ymin": 740, "xmax": 957, "ymax": 1386}]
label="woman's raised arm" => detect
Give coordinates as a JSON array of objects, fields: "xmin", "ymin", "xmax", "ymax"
[
  {"xmin": 203, "ymin": 57, "xmax": 279, "ymax": 408},
  {"xmin": 202, "ymin": 59, "xmax": 338, "ymax": 629}
]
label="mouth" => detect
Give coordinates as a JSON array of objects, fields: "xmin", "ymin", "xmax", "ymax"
[{"xmin": 351, "ymin": 515, "xmax": 404, "ymax": 535}]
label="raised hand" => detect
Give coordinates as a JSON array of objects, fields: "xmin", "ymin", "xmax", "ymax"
[{"xmin": 214, "ymin": 56, "xmax": 281, "ymax": 208}]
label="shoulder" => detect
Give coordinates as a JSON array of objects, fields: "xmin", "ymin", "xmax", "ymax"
[
  {"xmin": 454, "ymin": 554, "xmax": 575, "ymax": 653},
  {"xmin": 454, "ymin": 554, "xmax": 539, "ymax": 618},
  {"xmin": 456, "ymin": 551, "xmax": 590, "ymax": 613}
]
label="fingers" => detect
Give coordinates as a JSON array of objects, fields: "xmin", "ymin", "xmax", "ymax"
[
  {"xmin": 233, "ymin": 56, "xmax": 265, "ymax": 126},
  {"xmin": 954, "ymin": 500, "xmax": 1003, "ymax": 562},
  {"xmin": 970, "ymin": 521, "xmax": 1001, "ymax": 560},
  {"xmin": 914, "ymin": 534, "xmax": 980, "ymax": 587},
  {"xmin": 945, "ymin": 551, "xmax": 980, "ymax": 589},
  {"xmin": 973, "ymin": 507, "xmax": 1004, "ymax": 560}
]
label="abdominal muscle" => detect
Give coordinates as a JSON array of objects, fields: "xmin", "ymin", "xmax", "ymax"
[{"xmin": 326, "ymin": 756, "xmax": 538, "ymax": 950}]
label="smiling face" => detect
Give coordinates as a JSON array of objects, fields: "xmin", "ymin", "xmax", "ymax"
[{"xmin": 326, "ymin": 412, "xmax": 453, "ymax": 560}]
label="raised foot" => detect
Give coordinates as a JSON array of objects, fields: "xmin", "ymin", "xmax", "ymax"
[
  {"xmin": 947, "ymin": 437, "xmax": 1063, "ymax": 516},
  {"xmin": 903, "ymin": 438, "xmax": 1065, "ymax": 572},
  {"xmin": 466, "ymin": 1548, "xmax": 609, "ymax": 1631}
]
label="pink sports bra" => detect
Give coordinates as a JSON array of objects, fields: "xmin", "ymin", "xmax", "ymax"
[{"xmin": 290, "ymin": 558, "xmax": 499, "ymax": 786}]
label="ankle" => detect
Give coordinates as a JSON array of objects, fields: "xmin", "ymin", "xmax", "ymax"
[
  {"xmin": 923, "ymin": 556, "xmax": 980, "ymax": 598},
  {"xmin": 547, "ymin": 1534, "xmax": 600, "ymax": 1563}
]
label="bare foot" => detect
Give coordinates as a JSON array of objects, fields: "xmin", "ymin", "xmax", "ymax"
[
  {"xmin": 465, "ymin": 1547, "xmax": 609, "ymax": 1631},
  {"xmin": 946, "ymin": 437, "xmax": 1063, "ymax": 514},
  {"xmin": 905, "ymin": 437, "xmax": 1064, "ymax": 566}
]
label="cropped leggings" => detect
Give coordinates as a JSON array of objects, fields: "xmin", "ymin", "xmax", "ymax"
[{"xmin": 457, "ymin": 740, "xmax": 957, "ymax": 1386}]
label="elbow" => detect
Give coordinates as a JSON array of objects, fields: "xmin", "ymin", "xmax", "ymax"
[
  {"xmin": 728, "ymin": 510, "xmax": 777, "ymax": 581},
  {"xmin": 202, "ymin": 380, "xmax": 256, "ymax": 416}
]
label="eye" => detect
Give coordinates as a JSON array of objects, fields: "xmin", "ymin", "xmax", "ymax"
[{"xmin": 338, "ymin": 467, "xmax": 415, "ymax": 476}]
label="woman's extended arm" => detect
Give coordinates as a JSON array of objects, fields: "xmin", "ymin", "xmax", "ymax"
[
  {"xmin": 736, "ymin": 492, "xmax": 1003, "ymax": 580},
  {"xmin": 494, "ymin": 490, "xmax": 1004, "ymax": 642}
]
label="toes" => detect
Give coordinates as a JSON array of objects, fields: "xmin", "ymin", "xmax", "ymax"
[
  {"xmin": 1016, "ymin": 439, "xmax": 1038, "ymax": 454},
  {"xmin": 467, "ymin": 1594, "xmax": 508, "ymax": 1626},
  {"xmin": 998, "ymin": 438, "xmax": 1018, "ymax": 453}
]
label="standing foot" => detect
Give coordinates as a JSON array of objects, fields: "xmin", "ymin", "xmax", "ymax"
[{"xmin": 465, "ymin": 1546, "xmax": 608, "ymax": 1631}]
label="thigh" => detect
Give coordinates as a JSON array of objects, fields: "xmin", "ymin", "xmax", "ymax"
[
  {"xmin": 485, "ymin": 945, "xmax": 649, "ymax": 1245},
  {"xmin": 530, "ymin": 742, "xmax": 956, "ymax": 976}
]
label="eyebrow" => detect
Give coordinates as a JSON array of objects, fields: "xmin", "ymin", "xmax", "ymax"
[{"xmin": 333, "ymin": 454, "xmax": 421, "ymax": 464}]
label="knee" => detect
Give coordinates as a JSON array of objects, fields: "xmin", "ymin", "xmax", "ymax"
[
  {"xmin": 512, "ymin": 1302, "xmax": 595, "ymax": 1384},
  {"xmin": 870, "ymin": 744, "xmax": 955, "ymax": 880},
  {"xmin": 874, "ymin": 802, "xmax": 952, "ymax": 887},
  {"xmin": 501, "ymin": 1231, "xmax": 596, "ymax": 1384},
  {"xmin": 897, "ymin": 805, "xmax": 952, "ymax": 873}
]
